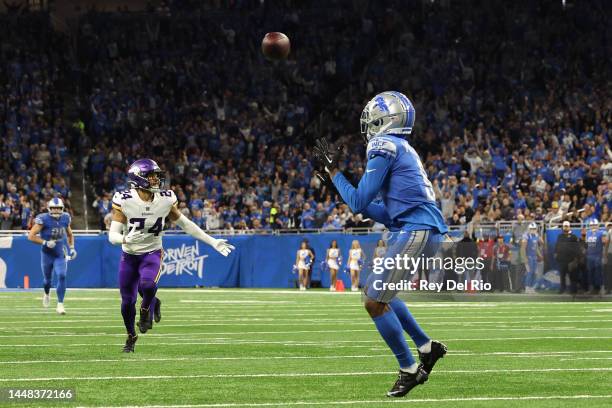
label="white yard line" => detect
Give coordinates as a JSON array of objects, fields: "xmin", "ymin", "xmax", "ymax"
[
  {"xmin": 2, "ymin": 368, "xmax": 612, "ymax": 382},
  {"xmin": 3, "ymin": 350, "xmax": 612, "ymax": 365},
  {"xmin": 2, "ymin": 326, "xmax": 612, "ymax": 338},
  {"xmin": 1, "ymin": 335, "xmax": 611, "ymax": 348},
  {"xmin": 75, "ymin": 394, "xmax": 612, "ymax": 408}
]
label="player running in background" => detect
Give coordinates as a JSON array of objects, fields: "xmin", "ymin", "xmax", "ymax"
[
  {"xmin": 521, "ymin": 223, "xmax": 543, "ymax": 293},
  {"xmin": 295, "ymin": 241, "xmax": 313, "ymax": 291},
  {"xmin": 326, "ymin": 240, "xmax": 340, "ymax": 291},
  {"xmin": 28, "ymin": 197, "xmax": 76, "ymax": 315},
  {"xmin": 313, "ymin": 91, "xmax": 448, "ymax": 397},
  {"xmin": 347, "ymin": 240, "xmax": 364, "ymax": 291},
  {"xmin": 108, "ymin": 159, "xmax": 235, "ymax": 353}
]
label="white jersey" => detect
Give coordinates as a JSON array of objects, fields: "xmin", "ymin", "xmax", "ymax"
[
  {"xmin": 327, "ymin": 248, "xmax": 340, "ymax": 270},
  {"xmin": 297, "ymin": 249, "xmax": 310, "ymax": 269},
  {"xmin": 112, "ymin": 188, "xmax": 178, "ymax": 255},
  {"xmin": 349, "ymin": 248, "xmax": 362, "ymax": 270}
]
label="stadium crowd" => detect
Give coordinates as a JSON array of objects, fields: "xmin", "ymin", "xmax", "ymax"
[
  {"xmin": 80, "ymin": 1, "xmax": 610, "ymax": 232},
  {"xmin": 0, "ymin": 1, "xmax": 610, "ymax": 234},
  {"xmin": 0, "ymin": 13, "xmax": 75, "ymax": 230}
]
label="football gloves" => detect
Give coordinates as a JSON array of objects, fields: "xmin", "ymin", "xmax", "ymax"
[
  {"xmin": 124, "ymin": 226, "xmax": 147, "ymax": 245},
  {"xmin": 67, "ymin": 246, "xmax": 77, "ymax": 260},
  {"xmin": 212, "ymin": 238, "xmax": 235, "ymax": 257},
  {"xmin": 313, "ymin": 137, "xmax": 344, "ymax": 176},
  {"xmin": 43, "ymin": 240, "xmax": 56, "ymax": 249}
]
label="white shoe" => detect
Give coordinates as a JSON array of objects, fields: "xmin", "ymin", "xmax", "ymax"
[
  {"xmin": 56, "ymin": 303, "xmax": 66, "ymax": 315},
  {"xmin": 299, "ymin": 286, "xmax": 306, "ymax": 291},
  {"xmin": 351, "ymin": 286, "xmax": 358, "ymax": 292},
  {"xmin": 329, "ymin": 286, "xmax": 336, "ymax": 292},
  {"xmin": 43, "ymin": 294, "xmax": 50, "ymax": 308}
]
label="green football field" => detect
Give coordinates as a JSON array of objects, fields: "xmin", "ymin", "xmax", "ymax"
[{"xmin": 0, "ymin": 289, "xmax": 611, "ymax": 407}]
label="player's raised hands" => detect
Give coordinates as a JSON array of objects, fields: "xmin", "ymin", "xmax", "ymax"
[
  {"xmin": 313, "ymin": 137, "xmax": 344, "ymax": 176},
  {"xmin": 212, "ymin": 238, "xmax": 235, "ymax": 257},
  {"xmin": 124, "ymin": 225, "xmax": 147, "ymax": 245}
]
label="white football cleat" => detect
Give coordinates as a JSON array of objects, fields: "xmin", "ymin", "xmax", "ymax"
[
  {"xmin": 56, "ymin": 303, "xmax": 66, "ymax": 315},
  {"xmin": 43, "ymin": 294, "xmax": 50, "ymax": 308},
  {"xmin": 351, "ymin": 286, "xmax": 358, "ymax": 292}
]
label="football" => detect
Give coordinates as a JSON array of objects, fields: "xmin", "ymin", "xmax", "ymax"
[{"xmin": 262, "ymin": 32, "xmax": 290, "ymax": 60}]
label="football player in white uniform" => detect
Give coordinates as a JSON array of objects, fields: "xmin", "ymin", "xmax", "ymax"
[{"xmin": 108, "ymin": 159, "xmax": 234, "ymax": 352}]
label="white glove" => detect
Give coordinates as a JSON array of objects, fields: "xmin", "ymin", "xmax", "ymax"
[
  {"xmin": 67, "ymin": 246, "xmax": 77, "ymax": 260},
  {"xmin": 124, "ymin": 226, "xmax": 147, "ymax": 245},
  {"xmin": 43, "ymin": 240, "xmax": 56, "ymax": 249},
  {"xmin": 212, "ymin": 238, "xmax": 235, "ymax": 257}
]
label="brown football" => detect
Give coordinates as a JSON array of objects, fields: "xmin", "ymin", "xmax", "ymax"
[{"xmin": 262, "ymin": 32, "xmax": 290, "ymax": 60}]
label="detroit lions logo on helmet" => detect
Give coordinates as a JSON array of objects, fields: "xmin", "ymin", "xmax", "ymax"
[{"xmin": 360, "ymin": 91, "xmax": 415, "ymax": 143}]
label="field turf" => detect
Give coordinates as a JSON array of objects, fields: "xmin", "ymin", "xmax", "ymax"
[{"xmin": 0, "ymin": 289, "xmax": 611, "ymax": 407}]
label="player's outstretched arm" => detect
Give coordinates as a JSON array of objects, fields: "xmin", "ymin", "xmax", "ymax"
[
  {"xmin": 331, "ymin": 155, "xmax": 391, "ymax": 214},
  {"xmin": 168, "ymin": 206, "xmax": 235, "ymax": 257}
]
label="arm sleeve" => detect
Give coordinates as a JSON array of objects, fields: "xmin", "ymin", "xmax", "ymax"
[
  {"xmin": 362, "ymin": 201, "xmax": 394, "ymax": 225},
  {"xmin": 331, "ymin": 155, "xmax": 392, "ymax": 214},
  {"xmin": 108, "ymin": 220, "xmax": 124, "ymax": 245},
  {"xmin": 175, "ymin": 214, "xmax": 217, "ymax": 247}
]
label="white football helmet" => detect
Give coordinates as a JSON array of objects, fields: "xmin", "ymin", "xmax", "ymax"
[
  {"xmin": 528, "ymin": 222, "xmax": 537, "ymax": 230},
  {"xmin": 360, "ymin": 91, "xmax": 416, "ymax": 142},
  {"xmin": 47, "ymin": 197, "xmax": 64, "ymax": 218}
]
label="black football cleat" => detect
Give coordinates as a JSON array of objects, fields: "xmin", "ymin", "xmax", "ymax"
[
  {"xmin": 122, "ymin": 334, "xmax": 138, "ymax": 353},
  {"xmin": 154, "ymin": 298, "xmax": 162, "ymax": 323},
  {"xmin": 387, "ymin": 365, "xmax": 428, "ymax": 397},
  {"xmin": 137, "ymin": 307, "xmax": 153, "ymax": 333},
  {"xmin": 418, "ymin": 340, "xmax": 448, "ymax": 374}
]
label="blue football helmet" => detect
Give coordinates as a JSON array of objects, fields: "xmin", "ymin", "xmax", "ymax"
[
  {"xmin": 47, "ymin": 197, "xmax": 64, "ymax": 218},
  {"xmin": 360, "ymin": 91, "xmax": 416, "ymax": 142},
  {"xmin": 127, "ymin": 158, "xmax": 165, "ymax": 192}
]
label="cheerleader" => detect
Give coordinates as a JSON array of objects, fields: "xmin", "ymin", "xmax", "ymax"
[
  {"xmin": 348, "ymin": 240, "xmax": 365, "ymax": 292},
  {"xmin": 374, "ymin": 239, "xmax": 387, "ymax": 262},
  {"xmin": 295, "ymin": 241, "xmax": 314, "ymax": 290},
  {"xmin": 326, "ymin": 240, "xmax": 341, "ymax": 291}
]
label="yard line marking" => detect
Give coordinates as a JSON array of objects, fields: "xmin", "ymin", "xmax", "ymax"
[
  {"xmin": 75, "ymin": 394, "xmax": 612, "ymax": 407},
  {"xmin": 5, "ymin": 320, "xmax": 612, "ymax": 331},
  {"xmin": 2, "ymin": 326, "xmax": 612, "ymax": 338},
  {"xmin": 3, "ymin": 350, "xmax": 612, "ymax": 365},
  {"xmin": 1, "ymin": 335, "xmax": 612, "ymax": 348},
  {"xmin": 3, "ymin": 368, "xmax": 612, "ymax": 382},
  {"xmin": 559, "ymin": 357, "xmax": 612, "ymax": 361}
]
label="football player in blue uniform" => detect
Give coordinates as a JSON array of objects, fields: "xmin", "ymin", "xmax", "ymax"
[
  {"xmin": 313, "ymin": 91, "xmax": 448, "ymax": 397},
  {"xmin": 28, "ymin": 197, "xmax": 76, "ymax": 315},
  {"xmin": 521, "ymin": 223, "xmax": 543, "ymax": 293}
]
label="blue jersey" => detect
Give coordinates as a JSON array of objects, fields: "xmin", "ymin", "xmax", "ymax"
[
  {"xmin": 522, "ymin": 232, "xmax": 540, "ymax": 258},
  {"xmin": 34, "ymin": 212, "xmax": 71, "ymax": 257},
  {"xmin": 586, "ymin": 229, "xmax": 605, "ymax": 258},
  {"xmin": 332, "ymin": 135, "xmax": 448, "ymax": 233}
]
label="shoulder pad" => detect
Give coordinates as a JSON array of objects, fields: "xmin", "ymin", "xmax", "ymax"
[
  {"xmin": 367, "ymin": 137, "xmax": 398, "ymax": 160},
  {"xmin": 63, "ymin": 213, "xmax": 72, "ymax": 224},
  {"xmin": 112, "ymin": 190, "xmax": 133, "ymax": 210},
  {"xmin": 34, "ymin": 214, "xmax": 45, "ymax": 225}
]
